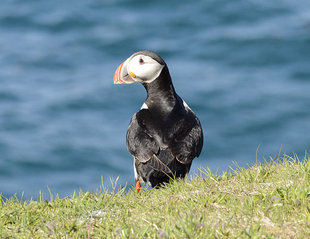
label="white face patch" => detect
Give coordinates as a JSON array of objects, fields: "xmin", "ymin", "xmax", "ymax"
[{"xmin": 127, "ymin": 55, "xmax": 164, "ymax": 83}]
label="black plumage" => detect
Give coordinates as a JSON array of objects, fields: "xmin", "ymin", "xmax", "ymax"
[{"xmin": 122, "ymin": 51, "xmax": 204, "ymax": 188}]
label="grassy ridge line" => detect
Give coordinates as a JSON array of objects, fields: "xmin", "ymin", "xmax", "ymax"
[{"xmin": 0, "ymin": 154, "xmax": 310, "ymax": 238}]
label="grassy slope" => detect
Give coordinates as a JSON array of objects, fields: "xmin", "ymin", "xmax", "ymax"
[{"xmin": 0, "ymin": 154, "xmax": 310, "ymax": 238}]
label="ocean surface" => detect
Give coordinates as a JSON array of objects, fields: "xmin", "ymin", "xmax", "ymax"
[{"xmin": 1, "ymin": 0, "xmax": 310, "ymax": 199}]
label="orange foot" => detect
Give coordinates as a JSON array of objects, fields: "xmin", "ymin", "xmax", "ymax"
[{"xmin": 136, "ymin": 181, "xmax": 141, "ymax": 192}]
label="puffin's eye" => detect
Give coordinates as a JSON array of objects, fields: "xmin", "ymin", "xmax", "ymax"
[{"xmin": 139, "ymin": 58, "xmax": 144, "ymax": 64}]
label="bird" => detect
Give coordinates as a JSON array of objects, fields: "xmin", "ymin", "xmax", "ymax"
[{"xmin": 113, "ymin": 50, "xmax": 203, "ymax": 191}]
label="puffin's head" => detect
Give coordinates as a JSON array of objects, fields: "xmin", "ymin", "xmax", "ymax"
[{"xmin": 113, "ymin": 51, "xmax": 166, "ymax": 85}]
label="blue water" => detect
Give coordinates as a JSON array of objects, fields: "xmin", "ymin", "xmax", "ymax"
[{"xmin": 1, "ymin": 0, "xmax": 310, "ymax": 199}]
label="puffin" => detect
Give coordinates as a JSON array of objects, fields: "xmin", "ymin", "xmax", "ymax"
[{"xmin": 113, "ymin": 50, "xmax": 203, "ymax": 191}]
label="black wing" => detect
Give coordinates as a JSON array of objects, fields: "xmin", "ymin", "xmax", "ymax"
[
  {"xmin": 169, "ymin": 105, "xmax": 203, "ymax": 164},
  {"xmin": 127, "ymin": 109, "xmax": 177, "ymax": 174},
  {"xmin": 126, "ymin": 110, "xmax": 159, "ymax": 162},
  {"xmin": 126, "ymin": 105, "xmax": 203, "ymax": 170}
]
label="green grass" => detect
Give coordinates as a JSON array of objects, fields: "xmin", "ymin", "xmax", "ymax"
[{"xmin": 1, "ymin": 154, "xmax": 310, "ymax": 238}]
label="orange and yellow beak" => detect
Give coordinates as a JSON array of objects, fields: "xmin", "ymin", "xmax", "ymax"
[{"xmin": 113, "ymin": 58, "xmax": 135, "ymax": 84}]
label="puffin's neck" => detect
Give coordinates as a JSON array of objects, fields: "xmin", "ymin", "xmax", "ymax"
[{"xmin": 143, "ymin": 67, "xmax": 179, "ymax": 113}]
